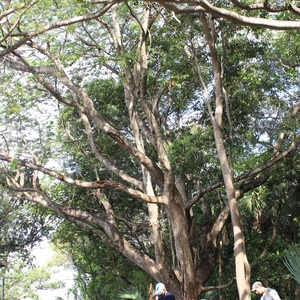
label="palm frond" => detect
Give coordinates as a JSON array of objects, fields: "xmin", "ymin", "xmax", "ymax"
[
  {"xmin": 283, "ymin": 244, "xmax": 300, "ymax": 284},
  {"xmin": 115, "ymin": 288, "xmax": 144, "ymax": 300}
]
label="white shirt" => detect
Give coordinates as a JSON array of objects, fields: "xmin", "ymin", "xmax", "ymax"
[{"xmin": 261, "ymin": 288, "xmax": 281, "ymax": 300}]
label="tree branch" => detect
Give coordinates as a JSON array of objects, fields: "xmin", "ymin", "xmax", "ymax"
[{"xmin": 155, "ymin": 0, "xmax": 300, "ymax": 30}]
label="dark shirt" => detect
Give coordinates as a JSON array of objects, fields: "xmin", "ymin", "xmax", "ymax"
[{"xmin": 158, "ymin": 291, "xmax": 176, "ymax": 300}]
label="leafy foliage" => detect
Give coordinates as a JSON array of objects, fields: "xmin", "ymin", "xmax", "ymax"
[{"xmin": 0, "ymin": 248, "xmax": 68, "ymax": 300}]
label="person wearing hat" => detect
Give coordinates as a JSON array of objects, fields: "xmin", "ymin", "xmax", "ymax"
[
  {"xmin": 251, "ymin": 281, "xmax": 281, "ymax": 299},
  {"xmin": 154, "ymin": 283, "xmax": 176, "ymax": 300}
]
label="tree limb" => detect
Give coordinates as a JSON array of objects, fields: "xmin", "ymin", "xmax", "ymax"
[{"xmin": 155, "ymin": 0, "xmax": 300, "ymax": 30}]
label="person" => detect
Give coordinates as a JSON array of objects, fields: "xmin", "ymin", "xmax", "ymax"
[
  {"xmin": 251, "ymin": 281, "xmax": 281, "ymax": 300},
  {"xmin": 154, "ymin": 283, "xmax": 176, "ymax": 300}
]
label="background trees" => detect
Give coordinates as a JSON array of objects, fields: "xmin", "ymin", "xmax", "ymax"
[
  {"xmin": 0, "ymin": 247, "xmax": 70, "ymax": 300},
  {"xmin": 0, "ymin": 1, "xmax": 300, "ymax": 299}
]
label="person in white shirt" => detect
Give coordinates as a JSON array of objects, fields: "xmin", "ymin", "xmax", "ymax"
[{"xmin": 251, "ymin": 281, "xmax": 281, "ymax": 300}]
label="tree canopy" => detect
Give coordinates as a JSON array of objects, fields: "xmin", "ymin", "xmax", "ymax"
[{"xmin": 0, "ymin": 1, "xmax": 300, "ymax": 299}]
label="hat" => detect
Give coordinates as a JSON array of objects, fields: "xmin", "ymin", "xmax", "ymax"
[
  {"xmin": 155, "ymin": 283, "xmax": 166, "ymax": 295},
  {"xmin": 252, "ymin": 281, "xmax": 263, "ymax": 291}
]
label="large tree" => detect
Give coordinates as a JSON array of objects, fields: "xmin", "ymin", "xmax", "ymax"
[{"xmin": 0, "ymin": 1, "xmax": 300, "ymax": 299}]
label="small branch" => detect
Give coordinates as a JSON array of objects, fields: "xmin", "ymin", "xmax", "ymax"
[{"xmin": 202, "ymin": 278, "xmax": 235, "ymax": 291}]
